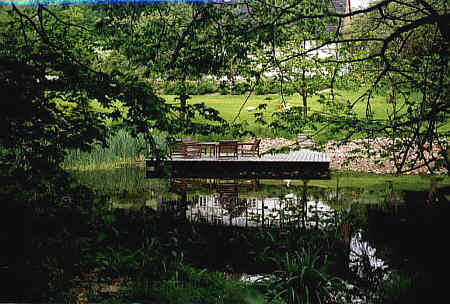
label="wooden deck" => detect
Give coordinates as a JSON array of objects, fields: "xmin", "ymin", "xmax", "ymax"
[{"xmin": 146, "ymin": 150, "xmax": 330, "ymax": 180}]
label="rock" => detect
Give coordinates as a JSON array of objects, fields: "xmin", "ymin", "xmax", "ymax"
[{"xmin": 259, "ymin": 137, "xmax": 447, "ymax": 174}]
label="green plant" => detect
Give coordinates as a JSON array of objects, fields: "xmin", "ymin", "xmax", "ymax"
[
  {"xmin": 162, "ymin": 80, "xmax": 219, "ymax": 95},
  {"xmin": 194, "ymin": 80, "xmax": 219, "ymax": 95},
  {"xmin": 231, "ymin": 82, "xmax": 250, "ymax": 95},
  {"xmin": 63, "ymin": 129, "xmax": 168, "ymax": 170},
  {"xmin": 265, "ymin": 247, "xmax": 339, "ymax": 304},
  {"xmin": 254, "ymin": 79, "xmax": 295, "ymax": 96},
  {"xmin": 375, "ymin": 271, "xmax": 417, "ymax": 304},
  {"xmin": 145, "ymin": 264, "xmax": 264, "ymax": 304}
]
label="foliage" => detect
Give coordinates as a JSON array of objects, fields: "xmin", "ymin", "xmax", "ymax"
[
  {"xmin": 0, "ymin": 4, "xmax": 172, "ymax": 179},
  {"xmin": 95, "ymin": 1, "xmax": 246, "ymax": 124},
  {"xmin": 3, "ymin": 1, "xmax": 448, "ymax": 175},
  {"xmin": 374, "ymin": 271, "xmax": 417, "ymax": 304},
  {"xmin": 132, "ymin": 265, "xmax": 264, "ymax": 304},
  {"xmin": 63, "ymin": 129, "xmax": 168, "ymax": 170},
  {"xmin": 0, "ymin": 3, "xmax": 243, "ymax": 186},
  {"xmin": 159, "ymin": 78, "xmax": 298, "ymax": 97},
  {"xmin": 2, "ymin": 1, "xmax": 450, "ymax": 301},
  {"xmin": 262, "ymin": 243, "xmax": 342, "ymax": 304},
  {"xmin": 332, "ymin": 0, "xmax": 450, "ymax": 173},
  {"xmin": 162, "ymin": 80, "xmax": 219, "ymax": 95}
]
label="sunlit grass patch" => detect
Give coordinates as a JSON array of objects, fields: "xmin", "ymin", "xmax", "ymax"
[{"xmin": 308, "ymin": 171, "xmax": 450, "ymax": 192}]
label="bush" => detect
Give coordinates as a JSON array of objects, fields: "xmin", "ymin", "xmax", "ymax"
[
  {"xmin": 262, "ymin": 242, "xmax": 341, "ymax": 304},
  {"xmin": 162, "ymin": 80, "xmax": 219, "ymax": 95},
  {"xmin": 375, "ymin": 271, "xmax": 417, "ymax": 304},
  {"xmin": 161, "ymin": 79, "xmax": 298, "ymax": 96},
  {"xmin": 254, "ymin": 80, "xmax": 295, "ymax": 95},
  {"xmin": 162, "ymin": 81, "xmax": 181, "ymax": 95},
  {"xmin": 219, "ymin": 87, "xmax": 231, "ymax": 95},
  {"xmin": 231, "ymin": 82, "xmax": 250, "ymax": 95},
  {"xmin": 139, "ymin": 265, "xmax": 263, "ymax": 304},
  {"xmin": 194, "ymin": 80, "xmax": 218, "ymax": 95}
]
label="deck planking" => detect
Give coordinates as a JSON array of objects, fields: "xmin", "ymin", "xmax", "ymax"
[{"xmin": 146, "ymin": 150, "xmax": 330, "ymax": 180}]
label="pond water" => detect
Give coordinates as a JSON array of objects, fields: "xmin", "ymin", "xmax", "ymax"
[{"xmin": 71, "ymin": 165, "xmax": 449, "ymax": 300}]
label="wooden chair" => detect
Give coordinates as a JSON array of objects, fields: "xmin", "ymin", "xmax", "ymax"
[
  {"xmin": 170, "ymin": 140, "xmax": 201, "ymax": 158},
  {"xmin": 218, "ymin": 140, "xmax": 238, "ymax": 159},
  {"xmin": 170, "ymin": 139, "xmax": 186, "ymax": 158},
  {"xmin": 183, "ymin": 141, "xmax": 202, "ymax": 158},
  {"xmin": 238, "ymin": 138, "xmax": 261, "ymax": 157},
  {"xmin": 217, "ymin": 181, "xmax": 239, "ymax": 217}
]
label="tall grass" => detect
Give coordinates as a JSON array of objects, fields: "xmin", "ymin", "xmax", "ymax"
[{"xmin": 62, "ymin": 129, "xmax": 166, "ymax": 170}]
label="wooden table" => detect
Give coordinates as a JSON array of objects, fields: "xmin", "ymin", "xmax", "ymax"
[{"xmin": 198, "ymin": 142, "xmax": 219, "ymax": 158}]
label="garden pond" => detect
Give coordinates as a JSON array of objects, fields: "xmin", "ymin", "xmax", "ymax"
[{"xmin": 71, "ymin": 164, "xmax": 450, "ymax": 301}]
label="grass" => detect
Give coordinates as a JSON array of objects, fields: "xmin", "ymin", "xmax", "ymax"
[
  {"xmin": 285, "ymin": 171, "xmax": 450, "ymax": 192},
  {"xmin": 62, "ymin": 129, "xmax": 168, "ymax": 170},
  {"xmin": 83, "ymin": 264, "xmax": 265, "ymax": 303},
  {"xmin": 163, "ymin": 88, "xmax": 450, "ymax": 141},
  {"xmin": 83, "ymin": 87, "xmax": 448, "ymax": 141},
  {"xmin": 161, "ymin": 88, "xmax": 407, "ymax": 140},
  {"xmin": 163, "ymin": 88, "xmax": 388, "ymax": 123}
]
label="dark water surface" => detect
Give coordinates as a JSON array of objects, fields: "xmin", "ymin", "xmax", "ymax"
[{"xmin": 72, "ymin": 165, "xmax": 450, "ymax": 299}]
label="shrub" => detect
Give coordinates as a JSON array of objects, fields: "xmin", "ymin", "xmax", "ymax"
[
  {"xmin": 194, "ymin": 80, "xmax": 218, "ymax": 95},
  {"xmin": 162, "ymin": 81, "xmax": 182, "ymax": 95},
  {"xmin": 231, "ymin": 82, "xmax": 250, "ymax": 95},
  {"xmin": 375, "ymin": 271, "xmax": 418, "ymax": 304},
  {"xmin": 254, "ymin": 80, "xmax": 295, "ymax": 95},
  {"xmin": 162, "ymin": 80, "xmax": 219, "ymax": 95},
  {"xmin": 263, "ymin": 245, "xmax": 341, "ymax": 304}
]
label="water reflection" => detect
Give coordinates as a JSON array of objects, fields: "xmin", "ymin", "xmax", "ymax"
[
  {"xmin": 156, "ymin": 179, "xmax": 338, "ymax": 229},
  {"xmin": 350, "ymin": 230, "xmax": 387, "ymax": 278}
]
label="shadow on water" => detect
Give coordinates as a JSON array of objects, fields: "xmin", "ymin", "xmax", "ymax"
[
  {"xmin": 351, "ymin": 193, "xmax": 450, "ymax": 300},
  {"xmin": 71, "ymin": 165, "xmax": 450, "ymax": 300}
]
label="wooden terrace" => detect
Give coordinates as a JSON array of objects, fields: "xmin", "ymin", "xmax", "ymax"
[{"xmin": 146, "ymin": 149, "xmax": 331, "ymax": 180}]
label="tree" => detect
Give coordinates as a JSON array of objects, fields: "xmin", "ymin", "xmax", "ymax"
[
  {"xmin": 95, "ymin": 2, "xmax": 243, "ymax": 127},
  {"xmin": 0, "ymin": 4, "xmax": 170, "ymax": 181},
  {"xmin": 2, "ymin": 0, "xmax": 449, "ymax": 175},
  {"xmin": 332, "ymin": 0, "xmax": 450, "ymax": 173},
  {"xmin": 239, "ymin": 0, "xmax": 449, "ymax": 173}
]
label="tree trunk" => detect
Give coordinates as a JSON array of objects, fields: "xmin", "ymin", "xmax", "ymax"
[
  {"xmin": 302, "ymin": 91, "xmax": 308, "ymax": 118},
  {"xmin": 301, "ymin": 70, "xmax": 308, "ymax": 118},
  {"xmin": 179, "ymin": 80, "xmax": 188, "ymax": 120}
]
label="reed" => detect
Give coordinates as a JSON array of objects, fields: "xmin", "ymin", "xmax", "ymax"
[{"xmin": 62, "ymin": 129, "xmax": 166, "ymax": 170}]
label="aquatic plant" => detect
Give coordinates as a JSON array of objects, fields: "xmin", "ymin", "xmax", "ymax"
[
  {"xmin": 264, "ymin": 245, "xmax": 341, "ymax": 304},
  {"xmin": 374, "ymin": 271, "xmax": 417, "ymax": 304},
  {"xmin": 62, "ymin": 129, "xmax": 168, "ymax": 170}
]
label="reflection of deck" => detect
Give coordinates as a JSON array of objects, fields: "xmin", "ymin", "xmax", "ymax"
[
  {"xmin": 146, "ymin": 150, "xmax": 330, "ymax": 179},
  {"xmin": 157, "ymin": 194, "xmax": 335, "ymax": 229}
]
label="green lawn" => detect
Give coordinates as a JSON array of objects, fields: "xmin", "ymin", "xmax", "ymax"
[
  {"xmin": 162, "ymin": 89, "xmax": 393, "ymax": 140},
  {"xmin": 85, "ymin": 87, "xmax": 448, "ymax": 141},
  {"xmin": 162, "ymin": 88, "xmax": 389, "ymax": 123},
  {"xmin": 162, "ymin": 88, "xmax": 450, "ymax": 141}
]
